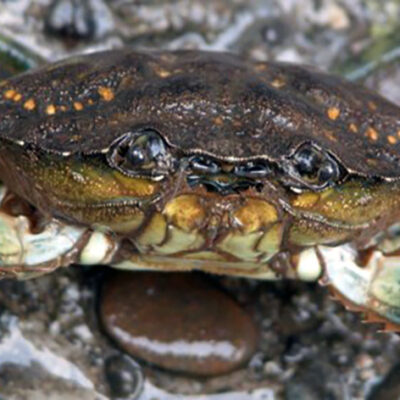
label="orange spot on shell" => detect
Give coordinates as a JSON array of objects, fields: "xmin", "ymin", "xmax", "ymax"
[
  {"xmin": 73, "ymin": 101, "xmax": 84, "ymax": 111},
  {"xmin": 4, "ymin": 89, "xmax": 16, "ymax": 99},
  {"xmin": 366, "ymin": 127, "xmax": 378, "ymax": 141},
  {"xmin": 254, "ymin": 63, "xmax": 268, "ymax": 72},
  {"xmin": 349, "ymin": 123, "xmax": 358, "ymax": 133},
  {"xmin": 213, "ymin": 116, "xmax": 223, "ymax": 126},
  {"xmin": 98, "ymin": 87, "xmax": 115, "ymax": 101},
  {"xmin": 23, "ymin": 98, "xmax": 36, "ymax": 111},
  {"xmin": 12, "ymin": 92, "xmax": 22, "ymax": 102},
  {"xmin": 271, "ymin": 77, "xmax": 286, "ymax": 88},
  {"xmin": 387, "ymin": 135, "xmax": 397, "ymax": 144},
  {"xmin": 155, "ymin": 67, "xmax": 171, "ymax": 78},
  {"xmin": 327, "ymin": 107, "xmax": 340, "ymax": 120},
  {"xmin": 46, "ymin": 104, "xmax": 56, "ymax": 115},
  {"xmin": 324, "ymin": 130, "xmax": 338, "ymax": 142}
]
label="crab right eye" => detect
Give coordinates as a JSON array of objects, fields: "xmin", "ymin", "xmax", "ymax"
[
  {"xmin": 107, "ymin": 129, "xmax": 171, "ymax": 179},
  {"xmin": 293, "ymin": 146, "xmax": 320, "ymax": 176},
  {"xmin": 290, "ymin": 144, "xmax": 341, "ymax": 189}
]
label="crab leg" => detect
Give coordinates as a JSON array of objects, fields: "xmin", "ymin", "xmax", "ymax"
[
  {"xmin": 319, "ymin": 245, "xmax": 400, "ymax": 330},
  {"xmin": 0, "ymin": 210, "xmax": 84, "ymax": 278},
  {"xmin": 0, "ymin": 187, "xmax": 118, "ymax": 279}
]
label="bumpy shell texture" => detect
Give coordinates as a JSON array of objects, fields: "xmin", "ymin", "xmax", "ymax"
[{"xmin": 0, "ymin": 49, "xmax": 400, "ymax": 177}]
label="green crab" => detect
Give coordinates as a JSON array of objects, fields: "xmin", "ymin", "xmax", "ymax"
[{"xmin": 1, "ymin": 49, "xmax": 400, "ymax": 329}]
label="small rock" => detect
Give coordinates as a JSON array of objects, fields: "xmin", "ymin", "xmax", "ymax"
[
  {"xmin": 261, "ymin": 19, "xmax": 290, "ymax": 46},
  {"xmin": 356, "ymin": 354, "xmax": 376, "ymax": 381},
  {"xmin": 248, "ymin": 352, "xmax": 266, "ymax": 380},
  {"xmin": 284, "ymin": 381, "xmax": 321, "ymax": 400},
  {"xmin": 329, "ymin": 343, "xmax": 354, "ymax": 367},
  {"xmin": 367, "ymin": 363, "xmax": 400, "ymax": 400},
  {"xmin": 105, "ymin": 354, "xmax": 143, "ymax": 400},
  {"xmin": 44, "ymin": 0, "xmax": 95, "ymax": 40},
  {"xmin": 284, "ymin": 362, "xmax": 333, "ymax": 400},
  {"xmin": 100, "ymin": 272, "xmax": 258, "ymax": 376},
  {"xmin": 263, "ymin": 361, "xmax": 283, "ymax": 378}
]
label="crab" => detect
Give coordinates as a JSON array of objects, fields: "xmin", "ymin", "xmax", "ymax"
[{"xmin": 0, "ymin": 49, "xmax": 400, "ymax": 330}]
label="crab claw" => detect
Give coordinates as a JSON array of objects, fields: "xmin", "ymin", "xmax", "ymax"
[
  {"xmin": 0, "ymin": 186, "xmax": 119, "ymax": 279},
  {"xmin": 319, "ymin": 244, "xmax": 400, "ymax": 331}
]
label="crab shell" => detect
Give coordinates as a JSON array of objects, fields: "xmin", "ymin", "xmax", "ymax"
[{"xmin": 1, "ymin": 50, "xmax": 400, "ymax": 330}]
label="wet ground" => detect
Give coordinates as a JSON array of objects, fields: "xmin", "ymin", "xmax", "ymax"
[{"xmin": 1, "ymin": 0, "xmax": 400, "ymax": 399}]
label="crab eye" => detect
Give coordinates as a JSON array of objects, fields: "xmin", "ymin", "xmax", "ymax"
[
  {"xmin": 127, "ymin": 146, "xmax": 146, "ymax": 166},
  {"xmin": 290, "ymin": 144, "xmax": 341, "ymax": 188},
  {"xmin": 293, "ymin": 147, "xmax": 320, "ymax": 176},
  {"xmin": 127, "ymin": 131, "xmax": 166, "ymax": 169},
  {"xmin": 318, "ymin": 159, "xmax": 338, "ymax": 183},
  {"xmin": 108, "ymin": 129, "xmax": 171, "ymax": 178}
]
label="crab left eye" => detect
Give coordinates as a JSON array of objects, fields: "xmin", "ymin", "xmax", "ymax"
[
  {"xmin": 290, "ymin": 144, "xmax": 341, "ymax": 189},
  {"xmin": 108, "ymin": 129, "xmax": 171, "ymax": 178},
  {"xmin": 127, "ymin": 131, "xmax": 167, "ymax": 168}
]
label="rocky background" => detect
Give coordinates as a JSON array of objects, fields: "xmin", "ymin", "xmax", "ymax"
[{"xmin": 1, "ymin": 1, "xmax": 400, "ymax": 399}]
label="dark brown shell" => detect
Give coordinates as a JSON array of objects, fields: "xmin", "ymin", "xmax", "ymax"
[{"xmin": 1, "ymin": 49, "xmax": 400, "ymax": 178}]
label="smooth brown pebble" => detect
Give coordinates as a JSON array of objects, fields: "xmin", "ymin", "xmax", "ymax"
[{"xmin": 100, "ymin": 272, "xmax": 258, "ymax": 376}]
